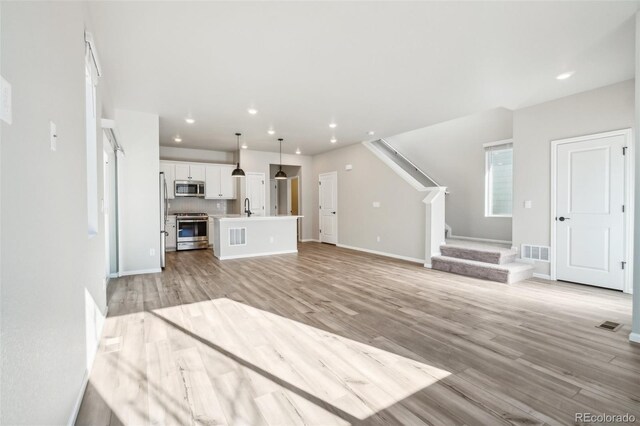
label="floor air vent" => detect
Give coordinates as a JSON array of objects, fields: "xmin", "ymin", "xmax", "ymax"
[
  {"xmin": 521, "ymin": 244, "xmax": 550, "ymax": 262},
  {"xmin": 596, "ymin": 321, "xmax": 621, "ymax": 332}
]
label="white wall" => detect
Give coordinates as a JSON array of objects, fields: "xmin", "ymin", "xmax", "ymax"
[
  {"xmin": 1, "ymin": 3, "xmax": 109, "ymax": 423},
  {"xmin": 116, "ymin": 109, "xmax": 161, "ymax": 275},
  {"xmin": 513, "ymin": 80, "xmax": 634, "ymax": 276},
  {"xmin": 239, "ymin": 150, "xmax": 314, "ymax": 240},
  {"xmin": 386, "ymin": 108, "xmax": 513, "ymax": 241},
  {"xmin": 160, "ymin": 145, "xmax": 233, "ymax": 163},
  {"xmin": 312, "ymin": 143, "xmax": 426, "ymax": 261}
]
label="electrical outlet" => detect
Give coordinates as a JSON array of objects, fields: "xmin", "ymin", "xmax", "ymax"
[
  {"xmin": 269, "ymin": 236, "xmax": 274, "ymax": 243},
  {"xmin": 373, "ymin": 201, "xmax": 380, "ymax": 208},
  {"xmin": 376, "ymin": 236, "xmax": 381, "ymax": 242},
  {"xmin": 0, "ymin": 76, "xmax": 12, "ymax": 124},
  {"xmin": 149, "ymin": 248, "xmax": 155, "ymax": 256},
  {"xmin": 216, "ymin": 202, "xmax": 221, "ymax": 209}
]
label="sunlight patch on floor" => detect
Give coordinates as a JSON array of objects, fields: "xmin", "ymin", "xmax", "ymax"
[{"xmin": 85, "ymin": 298, "xmax": 450, "ymax": 425}]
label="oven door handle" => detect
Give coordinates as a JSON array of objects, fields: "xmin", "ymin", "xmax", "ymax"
[{"xmin": 177, "ymin": 219, "xmax": 208, "ymax": 223}]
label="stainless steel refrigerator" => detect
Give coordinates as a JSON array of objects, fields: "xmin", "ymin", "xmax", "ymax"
[{"xmin": 159, "ymin": 171, "xmax": 168, "ymax": 268}]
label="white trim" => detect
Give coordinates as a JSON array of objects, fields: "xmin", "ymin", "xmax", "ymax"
[
  {"xmin": 108, "ymin": 273, "xmax": 118, "ymax": 279},
  {"xmin": 67, "ymin": 371, "xmax": 89, "ymax": 426},
  {"xmin": 447, "ymin": 234, "xmax": 512, "ymax": 245},
  {"xmin": 629, "ymin": 332, "xmax": 640, "ymax": 344},
  {"xmin": 362, "ymin": 140, "xmax": 430, "ymax": 192},
  {"xmin": 424, "ymin": 263, "xmax": 432, "ymax": 269},
  {"xmin": 533, "ymin": 273, "xmax": 552, "ymax": 280},
  {"xmin": 483, "ymin": 139, "xmax": 513, "ymax": 149},
  {"xmin": 336, "ymin": 243, "xmax": 424, "ymax": 264},
  {"xmin": 118, "ymin": 268, "xmax": 162, "ymax": 277},
  {"xmin": 301, "ymin": 239, "xmax": 320, "ymax": 243},
  {"xmin": 484, "ymin": 143, "xmax": 513, "ymax": 217},
  {"xmin": 67, "ymin": 304, "xmax": 108, "ymax": 426},
  {"xmin": 550, "ymin": 128, "xmax": 634, "ymax": 294},
  {"xmin": 218, "ymin": 250, "xmax": 298, "ymax": 260}
]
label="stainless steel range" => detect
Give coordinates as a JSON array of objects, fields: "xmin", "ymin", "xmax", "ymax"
[{"xmin": 176, "ymin": 212, "xmax": 209, "ymax": 251}]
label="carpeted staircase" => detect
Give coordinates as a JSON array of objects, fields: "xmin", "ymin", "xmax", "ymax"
[{"xmin": 432, "ymin": 239, "xmax": 534, "ymax": 284}]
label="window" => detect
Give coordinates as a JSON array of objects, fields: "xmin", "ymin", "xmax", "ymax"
[
  {"xmin": 86, "ymin": 52, "xmax": 98, "ymax": 237},
  {"xmin": 485, "ymin": 142, "xmax": 513, "ymax": 217}
]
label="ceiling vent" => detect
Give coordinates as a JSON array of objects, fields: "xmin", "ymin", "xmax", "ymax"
[{"xmin": 521, "ymin": 244, "xmax": 550, "ymax": 262}]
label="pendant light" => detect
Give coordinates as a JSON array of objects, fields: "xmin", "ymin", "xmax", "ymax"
[
  {"xmin": 231, "ymin": 133, "xmax": 245, "ymax": 177},
  {"xmin": 274, "ymin": 138, "xmax": 287, "ymax": 180}
]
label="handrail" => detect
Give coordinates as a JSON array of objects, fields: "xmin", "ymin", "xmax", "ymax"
[{"xmin": 378, "ymin": 138, "xmax": 443, "ymax": 189}]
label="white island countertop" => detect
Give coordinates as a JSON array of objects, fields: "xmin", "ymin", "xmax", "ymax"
[{"xmin": 212, "ymin": 215, "xmax": 303, "ymax": 222}]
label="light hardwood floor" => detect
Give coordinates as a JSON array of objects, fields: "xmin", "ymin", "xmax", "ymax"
[{"xmin": 76, "ymin": 243, "xmax": 640, "ymax": 425}]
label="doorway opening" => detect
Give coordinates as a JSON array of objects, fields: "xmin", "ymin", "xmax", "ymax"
[{"xmin": 269, "ymin": 165, "xmax": 302, "ymax": 240}]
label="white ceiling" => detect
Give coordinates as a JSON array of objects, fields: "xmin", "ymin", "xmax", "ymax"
[{"xmin": 88, "ymin": 1, "xmax": 639, "ymax": 155}]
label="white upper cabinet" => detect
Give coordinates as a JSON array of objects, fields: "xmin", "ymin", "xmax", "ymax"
[
  {"xmin": 175, "ymin": 163, "xmax": 206, "ymax": 181},
  {"xmin": 160, "ymin": 161, "xmax": 175, "ymax": 199},
  {"xmin": 219, "ymin": 165, "xmax": 236, "ymax": 198},
  {"xmin": 190, "ymin": 165, "xmax": 206, "ymax": 181},
  {"xmin": 175, "ymin": 164, "xmax": 190, "ymax": 181},
  {"xmin": 205, "ymin": 165, "xmax": 237, "ymax": 199}
]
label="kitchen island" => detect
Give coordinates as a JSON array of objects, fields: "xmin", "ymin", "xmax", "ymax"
[{"xmin": 212, "ymin": 215, "xmax": 302, "ymax": 260}]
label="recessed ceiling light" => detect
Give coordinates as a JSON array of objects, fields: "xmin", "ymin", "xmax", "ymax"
[
  {"xmin": 330, "ymin": 137, "xmax": 337, "ymax": 144},
  {"xmin": 329, "ymin": 123, "xmax": 337, "ymax": 129},
  {"xmin": 367, "ymin": 131, "xmax": 375, "ymax": 136},
  {"xmin": 295, "ymin": 148, "xmax": 301, "ymax": 155},
  {"xmin": 267, "ymin": 129, "xmax": 275, "ymax": 135},
  {"xmin": 174, "ymin": 136, "xmax": 182, "ymax": 143},
  {"xmin": 241, "ymin": 144, "xmax": 248, "ymax": 149},
  {"xmin": 556, "ymin": 71, "xmax": 574, "ymax": 80},
  {"xmin": 248, "ymin": 108, "xmax": 258, "ymax": 115},
  {"xmin": 185, "ymin": 118, "xmax": 195, "ymax": 124}
]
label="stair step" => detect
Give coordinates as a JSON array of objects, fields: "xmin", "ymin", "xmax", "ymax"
[
  {"xmin": 440, "ymin": 240, "xmax": 516, "ymax": 265},
  {"xmin": 431, "ymin": 255, "xmax": 534, "ymax": 284}
]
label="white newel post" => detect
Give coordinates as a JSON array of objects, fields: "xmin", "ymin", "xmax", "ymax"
[{"xmin": 423, "ymin": 187, "xmax": 447, "ymax": 268}]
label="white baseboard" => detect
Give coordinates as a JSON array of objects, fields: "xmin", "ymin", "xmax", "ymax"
[
  {"xmin": 108, "ymin": 273, "xmax": 118, "ymax": 279},
  {"xmin": 217, "ymin": 250, "xmax": 298, "ymax": 260},
  {"xmin": 447, "ymin": 234, "xmax": 512, "ymax": 245},
  {"xmin": 533, "ymin": 273, "xmax": 552, "ymax": 280},
  {"xmin": 629, "ymin": 332, "xmax": 640, "ymax": 344},
  {"xmin": 336, "ymin": 244, "xmax": 424, "ymax": 264},
  {"xmin": 300, "ymin": 239, "xmax": 320, "ymax": 243},
  {"xmin": 118, "ymin": 268, "xmax": 162, "ymax": 277},
  {"xmin": 424, "ymin": 263, "xmax": 432, "ymax": 269},
  {"xmin": 67, "ymin": 371, "xmax": 89, "ymax": 426},
  {"xmin": 67, "ymin": 304, "xmax": 108, "ymax": 426}
]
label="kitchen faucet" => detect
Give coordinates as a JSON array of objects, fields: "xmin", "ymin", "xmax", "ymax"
[{"xmin": 244, "ymin": 198, "xmax": 252, "ymax": 217}]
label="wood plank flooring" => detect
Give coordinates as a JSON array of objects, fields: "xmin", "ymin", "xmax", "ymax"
[{"xmin": 76, "ymin": 243, "xmax": 640, "ymax": 425}]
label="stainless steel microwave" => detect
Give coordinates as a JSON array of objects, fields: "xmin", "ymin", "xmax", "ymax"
[{"xmin": 175, "ymin": 180, "xmax": 205, "ymax": 197}]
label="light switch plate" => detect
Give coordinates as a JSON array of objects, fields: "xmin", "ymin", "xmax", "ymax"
[
  {"xmin": 345, "ymin": 164, "xmax": 353, "ymax": 171},
  {"xmin": 372, "ymin": 201, "xmax": 380, "ymax": 208},
  {"xmin": 49, "ymin": 121, "xmax": 57, "ymax": 151},
  {"xmin": 0, "ymin": 76, "xmax": 12, "ymax": 125},
  {"xmin": 524, "ymin": 200, "xmax": 532, "ymax": 209}
]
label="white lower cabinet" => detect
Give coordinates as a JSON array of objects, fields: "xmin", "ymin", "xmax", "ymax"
[{"xmin": 166, "ymin": 216, "xmax": 177, "ymax": 250}]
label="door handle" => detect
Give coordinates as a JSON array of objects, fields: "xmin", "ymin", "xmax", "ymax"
[
  {"xmin": 557, "ymin": 216, "xmax": 570, "ymax": 221},
  {"xmin": 332, "ymin": 211, "xmax": 336, "ymax": 214}
]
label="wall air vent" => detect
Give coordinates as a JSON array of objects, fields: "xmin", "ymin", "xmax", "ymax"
[
  {"xmin": 229, "ymin": 228, "xmax": 247, "ymax": 246},
  {"xmin": 521, "ymin": 244, "xmax": 550, "ymax": 262}
]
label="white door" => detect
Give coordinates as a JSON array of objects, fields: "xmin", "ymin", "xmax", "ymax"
[
  {"xmin": 555, "ymin": 133, "xmax": 626, "ymax": 290},
  {"xmin": 270, "ymin": 179, "xmax": 278, "ymax": 216},
  {"xmin": 319, "ymin": 172, "xmax": 338, "ymax": 244},
  {"xmin": 246, "ymin": 173, "xmax": 266, "ymax": 216}
]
